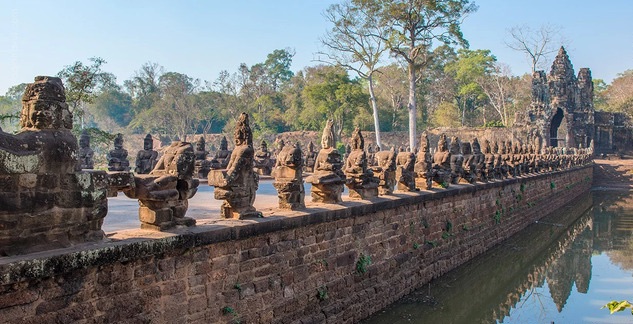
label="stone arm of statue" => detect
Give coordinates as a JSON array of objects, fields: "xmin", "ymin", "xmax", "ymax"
[
  {"xmin": 0, "ymin": 132, "xmax": 42, "ymax": 174},
  {"xmin": 225, "ymin": 153, "xmax": 244, "ymax": 183}
]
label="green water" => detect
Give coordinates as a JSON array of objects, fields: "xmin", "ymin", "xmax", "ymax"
[{"xmin": 363, "ymin": 190, "xmax": 633, "ymax": 324}]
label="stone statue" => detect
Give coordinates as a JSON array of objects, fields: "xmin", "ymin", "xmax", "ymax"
[
  {"xmin": 449, "ymin": 136, "xmax": 464, "ymax": 184},
  {"xmin": 483, "ymin": 139, "xmax": 496, "ymax": 181},
  {"xmin": 305, "ymin": 120, "xmax": 345, "ymax": 203},
  {"xmin": 471, "ymin": 137, "xmax": 486, "ymax": 182},
  {"xmin": 210, "ymin": 136, "xmax": 232, "ymax": 170},
  {"xmin": 124, "ymin": 140, "xmax": 199, "ymax": 230},
  {"xmin": 432, "ymin": 134, "xmax": 452, "ymax": 187},
  {"xmin": 414, "ymin": 132, "xmax": 433, "ymax": 190},
  {"xmin": 274, "ymin": 138, "xmax": 285, "ymax": 158},
  {"xmin": 78, "ymin": 130, "xmax": 94, "ymax": 169},
  {"xmin": 193, "ymin": 136, "xmax": 212, "ymax": 178},
  {"xmin": 460, "ymin": 140, "xmax": 476, "ymax": 184},
  {"xmin": 208, "ymin": 113, "xmax": 260, "ymax": 219},
  {"xmin": 372, "ymin": 148, "xmax": 397, "ymax": 195},
  {"xmin": 108, "ymin": 133, "xmax": 130, "ymax": 172},
  {"xmin": 272, "ymin": 142, "xmax": 305, "ymax": 209},
  {"xmin": 0, "ymin": 76, "xmax": 108, "ymax": 255},
  {"xmin": 135, "ymin": 133, "xmax": 158, "ymax": 174},
  {"xmin": 304, "ymin": 141, "xmax": 317, "ymax": 173},
  {"xmin": 254, "ymin": 140, "xmax": 274, "ymax": 176},
  {"xmin": 395, "ymin": 147, "xmax": 416, "ymax": 192},
  {"xmin": 344, "ymin": 127, "xmax": 379, "ymax": 199}
]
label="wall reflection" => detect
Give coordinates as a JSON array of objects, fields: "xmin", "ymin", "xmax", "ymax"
[{"xmin": 364, "ymin": 190, "xmax": 633, "ymax": 324}]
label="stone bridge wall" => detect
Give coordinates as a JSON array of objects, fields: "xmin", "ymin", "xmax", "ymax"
[{"xmin": 0, "ymin": 166, "xmax": 593, "ymax": 323}]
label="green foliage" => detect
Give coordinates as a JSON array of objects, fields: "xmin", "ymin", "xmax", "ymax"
[
  {"xmin": 431, "ymin": 101, "xmax": 461, "ymax": 127},
  {"xmin": 441, "ymin": 232, "xmax": 451, "ymax": 240},
  {"xmin": 426, "ymin": 240, "xmax": 438, "ymax": 248},
  {"xmin": 445, "ymin": 220, "xmax": 453, "ymax": 233},
  {"xmin": 483, "ymin": 120, "xmax": 505, "ymax": 127},
  {"xmin": 520, "ymin": 183, "xmax": 526, "ymax": 193},
  {"xmin": 603, "ymin": 300, "xmax": 633, "ymax": 315},
  {"xmin": 493, "ymin": 210, "xmax": 502, "ymax": 224},
  {"xmin": 222, "ymin": 306, "xmax": 236, "ymax": 315},
  {"xmin": 462, "ymin": 224, "xmax": 469, "ymax": 231},
  {"xmin": 356, "ymin": 254, "xmax": 372, "ymax": 275},
  {"xmin": 233, "ymin": 283, "xmax": 242, "ymax": 292},
  {"xmin": 550, "ymin": 182, "xmax": 556, "ymax": 189},
  {"xmin": 317, "ymin": 286, "xmax": 329, "ymax": 301},
  {"xmin": 413, "ymin": 243, "xmax": 420, "ymax": 250}
]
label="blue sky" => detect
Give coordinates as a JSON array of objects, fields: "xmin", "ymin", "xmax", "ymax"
[{"xmin": 0, "ymin": 0, "xmax": 631, "ymax": 94}]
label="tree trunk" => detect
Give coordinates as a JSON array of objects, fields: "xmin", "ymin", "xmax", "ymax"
[
  {"xmin": 407, "ymin": 62, "xmax": 417, "ymax": 152},
  {"xmin": 367, "ymin": 75, "xmax": 382, "ymax": 150}
]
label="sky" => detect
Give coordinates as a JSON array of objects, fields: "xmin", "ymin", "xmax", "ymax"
[{"xmin": 0, "ymin": 0, "xmax": 632, "ymax": 95}]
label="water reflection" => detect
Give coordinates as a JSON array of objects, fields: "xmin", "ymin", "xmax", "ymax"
[{"xmin": 363, "ymin": 190, "xmax": 633, "ymax": 324}]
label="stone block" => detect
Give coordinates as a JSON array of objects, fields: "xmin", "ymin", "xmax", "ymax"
[{"xmin": 139, "ymin": 206, "xmax": 172, "ymax": 225}]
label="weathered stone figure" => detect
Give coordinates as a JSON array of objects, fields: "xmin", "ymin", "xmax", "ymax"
[
  {"xmin": 254, "ymin": 140, "xmax": 274, "ymax": 176},
  {"xmin": 108, "ymin": 133, "xmax": 130, "ymax": 171},
  {"xmin": 471, "ymin": 137, "xmax": 486, "ymax": 182},
  {"xmin": 210, "ymin": 136, "xmax": 231, "ymax": 170},
  {"xmin": 483, "ymin": 139, "xmax": 496, "ymax": 180},
  {"xmin": 135, "ymin": 133, "xmax": 158, "ymax": 174},
  {"xmin": 193, "ymin": 136, "xmax": 212, "ymax": 178},
  {"xmin": 304, "ymin": 141, "xmax": 317, "ymax": 173},
  {"xmin": 449, "ymin": 136, "xmax": 464, "ymax": 184},
  {"xmin": 414, "ymin": 132, "xmax": 433, "ymax": 190},
  {"xmin": 432, "ymin": 134, "xmax": 452, "ymax": 187},
  {"xmin": 78, "ymin": 130, "xmax": 94, "ymax": 169},
  {"xmin": 208, "ymin": 113, "xmax": 260, "ymax": 219},
  {"xmin": 372, "ymin": 148, "xmax": 397, "ymax": 195},
  {"xmin": 272, "ymin": 142, "xmax": 305, "ymax": 209},
  {"xmin": 124, "ymin": 140, "xmax": 199, "ymax": 230},
  {"xmin": 461, "ymin": 140, "xmax": 476, "ymax": 184},
  {"xmin": 0, "ymin": 76, "xmax": 108, "ymax": 255},
  {"xmin": 395, "ymin": 147, "xmax": 416, "ymax": 192},
  {"xmin": 305, "ymin": 120, "xmax": 345, "ymax": 203},
  {"xmin": 344, "ymin": 127, "xmax": 379, "ymax": 199}
]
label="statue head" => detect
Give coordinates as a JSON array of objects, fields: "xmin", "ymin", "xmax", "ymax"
[
  {"xmin": 449, "ymin": 136, "xmax": 461, "ymax": 155},
  {"xmin": 260, "ymin": 140, "xmax": 268, "ymax": 151},
  {"xmin": 321, "ymin": 119, "xmax": 335, "ymax": 149},
  {"xmin": 234, "ymin": 112, "xmax": 253, "ymax": 147},
  {"xmin": 437, "ymin": 134, "xmax": 448, "ymax": 152},
  {"xmin": 461, "ymin": 141, "xmax": 472, "ymax": 155},
  {"xmin": 20, "ymin": 76, "xmax": 72, "ymax": 130},
  {"xmin": 419, "ymin": 132, "xmax": 429, "ymax": 153},
  {"xmin": 308, "ymin": 141, "xmax": 315, "ymax": 152},
  {"xmin": 79, "ymin": 130, "xmax": 90, "ymax": 149},
  {"xmin": 144, "ymin": 134, "xmax": 154, "ymax": 150},
  {"xmin": 114, "ymin": 133, "xmax": 124, "ymax": 150},
  {"xmin": 220, "ymin": 136, "xmax": 228, "ymax": 150},
  {"xmin": 471, "ymin": 138, "xmax": 481, "ymax": 154},
  {"xmin": 350, "ymin": 127, "xmax": 364, "ymax": 150},
  {"xmin": 195, "ymin": 136, "xmax": 206, "ymax": 151},
  {"xmin": 483, "ymin": 139, "xmax": 491, "ymax": 154}
]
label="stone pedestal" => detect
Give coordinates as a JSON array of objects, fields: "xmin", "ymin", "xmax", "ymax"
[
  {"xmin": 307, "ymin": 181, "xmax": 344, "ymax": 203},
  {"xmin": 272, "ymin": 166, "xmax": 305, "ymax": 210},
  {"xmin": 208, "ymin": 169, "xmax": 259, "ymax": 219}
]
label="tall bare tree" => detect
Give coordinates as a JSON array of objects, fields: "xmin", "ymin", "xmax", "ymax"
[
  {"xmin": 506, "ymin": 24, "xmax": 567, "ymax": 73},
  {"xmin": 358, "ymin": 0, "xmax": 477, "ymax": 151},
  {"xmin": 318, "ymin": 1, "xmax": 389, "ymax": 149}
]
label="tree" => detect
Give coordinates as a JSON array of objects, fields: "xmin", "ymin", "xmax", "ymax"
[
  {"xmin": 124, "ymin": 62, "xmax": 163, "ymax": 117},
  {"xmin": 601, "ymin": 70, "xmax": 633, "ymax": 115},
  {"xmin": 129, "ymin": 72, "xmax": 202, "ymax": 141},
  {"xmin": 358, "ymin": 0, "xmax": 477, "ymax": 151},
  {"xmin": 444, "ymin": 49, "xmax": 496, "ymax": 126},
  {"xmin": 57, "ymin": 57, "xmax": 114, "ymax": 128},
  {"xmin": 506, "ymin": 24, "xmax": 567, "ymax": 73},
  {"xmin": 0, "ymin": 83, "xmax": 27, "ymax": 132},
  {"xmin": 301, "ymin": 65, "xmax": 369, "ymax": 139},
  {"xmin": 374, "ymin": 63, "xmax": 408, "ymax": 131},
  {"xmin": 478, "ymin": 65, "xmax": 531, "ymax": 127},
  {"xmin": 319, "ymin": 0, "xmax": 389, "ymax": 149}
]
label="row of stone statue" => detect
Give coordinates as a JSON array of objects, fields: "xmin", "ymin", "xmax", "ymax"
[{"xmin": 0, "ymin": 76, "xmax": 595, "ymax": 256}]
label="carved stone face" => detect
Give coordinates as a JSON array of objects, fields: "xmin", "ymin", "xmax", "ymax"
[
  {"xmin": 144, "ymin": 138, "xmax": 153, "ymax": 151},
  {"xmin": 114, "ymin": 134, "xmax": 124, "ymax": 150},
  {"xmin": 79, "ymin": 134, "xmax": 90, "ymax": 148},
  {"xmin": 220, "ymin": 136, "xmax": 228, "ymax": 150}
]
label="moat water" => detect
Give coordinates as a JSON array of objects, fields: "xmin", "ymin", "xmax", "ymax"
[{"xmin": 363, "ymin": 189, "xmax": 633, "ymax": 324}]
